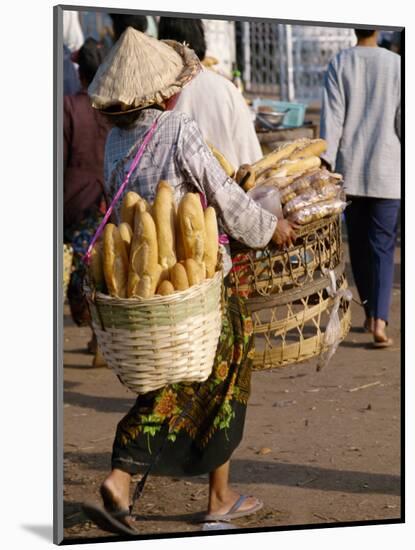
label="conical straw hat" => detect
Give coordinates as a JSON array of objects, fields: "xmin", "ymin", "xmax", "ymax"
[{"xmin": 88, "ymin": 27, "xmax": 201, "ymax": 113}]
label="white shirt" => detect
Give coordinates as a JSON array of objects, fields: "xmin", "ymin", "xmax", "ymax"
[
  {"xmin": 174, "ymin": 67, "xmax": 262, "ymax": 170},
  {"xmin": 320, "ymin": 46, "xmax": 400, "ymax": 199},
  {"xmin": 63, "ymin": 10, "xmax": 84, "ymax": 52}
]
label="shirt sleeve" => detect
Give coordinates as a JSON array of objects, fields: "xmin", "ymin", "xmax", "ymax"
[
  {"xmin": 176, "ymin": 117, "xmax": 277, "ymax": 249},
  {"xmin": 320, "ymin": 58, "xmax": 345, "ymax": 171}
]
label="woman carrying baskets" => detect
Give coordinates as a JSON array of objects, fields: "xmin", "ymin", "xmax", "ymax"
[{"xmin": 82, "ymin": 28, "xmax": 296, "ymax": 535}]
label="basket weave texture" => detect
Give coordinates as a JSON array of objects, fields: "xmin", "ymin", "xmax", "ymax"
[
  {"xmin": 230, "ymin": 215, "xmax": 342, "ymax": 298},
  {"xmin": 85, "ymin": 269, "xmax": 223, "ymax": 394},
  {"xmin": 63, "ymin": 244, "xmax": 73, "ymax": 298},
  {"xmin": 229, "ymin": 214, "xmax": 351, "ymax": 369},
  {"xmin": 251, "ymin": 273, "xmax": 351, "ymax": 369}
]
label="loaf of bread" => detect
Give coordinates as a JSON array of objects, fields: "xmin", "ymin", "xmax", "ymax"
[
  {"xmin": 134, "ymin": 264, "xmax": 163, "ymax": 298},
  {"xmin": 235, "ymin": 164, "xmax": 256, "ymax": 191},
  {"xmin": 289, "ymin": 139, "xmax": 327, "ymax": 160},
  {"xmin": 103, "ymin": 223, "xmax": 129, "ymax": 298},
  {"xmin": 203, "ymin": 206, "xmax": 219, "ymax": 278},
  {"xmin": 184, "ymin": 258, "xmax": 204, "ymax": 286},
  {"xmin": 152, "ymin": 181, "xmax": 177, "ymax": 276},
  {"xmin": 273, "ymin": 156, "xmax": 322, "ymax": 178},
  {"xmin": 118, "ymin": 222, "xmax": 133, "ymax": 258},
  {"xmin": 252, "ymin": 141, "xmax": 304, "ymax": 177},
  {"xmin": 208, "ymin": 143, "xmax": 235, "ymax": 178},
  {"xmin": 128, "ymin": 210, "xmax": 161, "ymax": 298},
  {"xmin": 156, "ymin": 280, "xmax": 175, "ymax": 296},
  {"xmin": 170, "ymin": 262, "xmax": 189, "ymax": 291},
  {"xmin": 120, "ymin": 192, "xmax": 141, "ymax": 228},
  {"xmin": 177, "ymin": 193, "xmax": 205, "ymax": 264}
]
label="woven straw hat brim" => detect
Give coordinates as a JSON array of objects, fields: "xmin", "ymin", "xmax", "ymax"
[{"xmin": 88, "ymin": 28, "xmax": 201, "ymax": 113}]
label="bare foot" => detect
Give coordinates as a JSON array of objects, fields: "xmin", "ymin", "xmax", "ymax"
[
  {"xmin": 100, "ymin": 470, "xmax": 131, "ymax": 512},
  {"xmin": 373, "ymin": 318, "xmax": 393, "ymax": 347},
  {"xmin": 208, "ymin": 487, "xmax": 260, "ymax": 516}
]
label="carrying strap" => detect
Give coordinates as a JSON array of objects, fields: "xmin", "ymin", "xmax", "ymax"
[{"xmin": 83, "ymin": 118, "xmax": 159, "ymax": 264}]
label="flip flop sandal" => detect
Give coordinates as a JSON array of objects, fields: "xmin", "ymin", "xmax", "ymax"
[
  {"xmin": 203, "ymin": 495, "xmax": 264, "ymax": 522},
  {"xmin": 82, "ymin": 502, "xmax": 138, "ymax": 536},
  {"xmin": 373, "ymin": 337, "xmax": 393, "ymax": 349}
]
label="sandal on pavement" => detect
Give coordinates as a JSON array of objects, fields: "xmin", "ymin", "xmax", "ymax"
[
  {"xmin": 373, "ymin": 337, "xmax": 393, "ymax": 348},
  {"xmin": 82, "ymin": 502, "xmax": 138, "ymax": 536},
  {"xmin": 203, "ymin": 495, "xmax": 263, "ymax": 522}
]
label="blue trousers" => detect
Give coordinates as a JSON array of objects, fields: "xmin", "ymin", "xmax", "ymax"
[{"xmin": 345, "ymin": 196, "xmax": 400, "ymax": 322}]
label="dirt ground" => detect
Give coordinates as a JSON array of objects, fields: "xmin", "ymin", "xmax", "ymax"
[{"xmin": 62, "ymin": 241, "xmax": 402, "ymax": 542}]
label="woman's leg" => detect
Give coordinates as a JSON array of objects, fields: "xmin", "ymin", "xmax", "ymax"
[
  {"xmin": 345, "ymin": 196, "xmax": 373, "ymax": 324},
  {"xmin": 368, "ymin": 198, "xmax": 400, "ymax": 342},
  {"xmin": 100, "ymin": 469, "xmax": 132, "ymax": 512},
  {"xmin": 208, "ymin": 460, "xmax": 260, "ymax": 515}
]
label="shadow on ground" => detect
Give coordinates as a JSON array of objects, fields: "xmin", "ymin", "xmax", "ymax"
[
  {"xmin": 64, "ymin": 390, "xmax": 132, "ymax": 414},
  {"xmin": 64, "ymin": 451, "xmax": 400, "ymax": 497}
]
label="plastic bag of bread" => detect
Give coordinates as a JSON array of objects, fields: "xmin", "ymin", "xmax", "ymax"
[
  {"xmin": 279, "ymin": 170, "xmax": 319, "ymax": 204},
  {"xmin": 309, "ymin": 168, "xmax": 343, "ymax": 191},
  {"xmin": 283, "ymin": 184, "xmax": 341, "ymax": 216},
  {"xmin": 283, "ymin": 188, "xmax": 318, "ymax": 216},
  {"xmin": 287, "ymin": 199, "xmax": 347, "ymax": 225},
  {"xmin": 247, "ymin": 184, "xmax": 283, "ymax": 218}
]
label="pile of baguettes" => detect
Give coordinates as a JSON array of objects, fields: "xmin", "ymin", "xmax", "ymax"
[
  {"xmin": 89, "ymin": 181, "xmax": 219, "ymax": 299},
  {"xmin": 210, "ymin": 138, "xmax": 346, "ymax": 225}
]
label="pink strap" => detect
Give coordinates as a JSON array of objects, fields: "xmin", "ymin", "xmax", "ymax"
[{"xmin": 83, "ymin": 119, "xmax": 158, "ymax": 264}]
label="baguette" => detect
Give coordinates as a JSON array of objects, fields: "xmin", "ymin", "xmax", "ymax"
[
  {"xmin": 120, "ymin": 192, "xmax": 141, "ymax": 228},
  {"xmin": 118, "ymin": 222, "xmax": 133, "ymax": 258},
  {"xmin": 289, "ymin": 139, "xmax": 327, "ymax": 160},
  {"xmin": 152, "ymin": 180, "xmax": 177, "ymax": 276},
  {"xmin": 203, "ymin": 206, "xmax": 219, "ymax": 278},
  {"xmin": 252, "ymin": 141, "xmax": 304, "ymax": 177},
  {"xmin": 170, "ymin": 262, "xmax": 189, "ymax": 291},
  {"xmin": 207, "ymin": 142, "xmax": 235, "ymax": 178},
  {"xmin": 272, "ymin": 156, "xmax": 321, "ymax": 178},
  {"xmin": 132, "ymin": 198, "xmax": 151, "ymax": 232},
  {"xmin": 184, "ymin": 258, "xmax": 204, "ymax": 286},
  {"xmin": 156, "ymin": 280, "xmax": 175, "ymax": 296},
  {"xmin": 103, "ymin": 223, "xmax": 129, "ymax": 298},
  {"xmin": 128, "ymin": 210, "xmax": 160, "ymax": 298},
  {"xmin": 177, "ymin": 193, "xmax": 205, "ymax": 264},
  {"xmin": 134, "ymin": 264, "xmax": 163, "ymax": 298},
  {"xmin": 235, "ymin": 164, "xmax": 256, "ymax": 191}
]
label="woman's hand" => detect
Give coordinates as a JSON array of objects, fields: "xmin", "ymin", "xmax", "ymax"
[{"xmin": 272, "ymin": 219, "xmax": 298, "ymax": 248}]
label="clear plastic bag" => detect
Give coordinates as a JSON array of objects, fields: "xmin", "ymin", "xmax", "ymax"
[
  {"xmin": 288, "ymin": 199, "xmax": 347, "ymax": 224},
  {"xmin": 283, "ymin": 184, "xmax": 340, "ymax": 217},
  {"xmin": 283, "ymin": 188, "xmax": 318, "ymax": 215},
  {"xmin": 309, "ymin": 168, "xmax": 343, "ymax": 190},
  {"xmin": 247, "ymin": 184, "xmax": 283, "ymax": 218},
  {"xmin": 317, "ymin": 269, "xmax": 353, "ymax": 371}
]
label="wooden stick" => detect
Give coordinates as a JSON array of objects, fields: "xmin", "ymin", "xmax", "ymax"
[{"xmin": 348, "ymin": 381, "xmax": 381, "ymax": 392}]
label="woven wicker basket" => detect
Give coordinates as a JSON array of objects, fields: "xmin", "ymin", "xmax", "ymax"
[
  {"xmin": 63, "ymin": 244, "xmax": 73, "ymax": 298},
  {"xmin": 229, "ymin": 214, "xmax": 351, "ymax": 369},
  {"xmin": 85, "ymin": 270, "xmax": 223, "ymax": 394},
  {"xmin": 229, "ymin": 214, "xmax": 342, "ymax": 298},
  {"xmin": 250, "ymin": 270, "xmax": 351, "ymax": 369}
]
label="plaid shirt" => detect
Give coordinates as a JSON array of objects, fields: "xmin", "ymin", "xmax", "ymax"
[{"xmin": 104, "ymin": 108, "xmax": 277, "ymax": 272}]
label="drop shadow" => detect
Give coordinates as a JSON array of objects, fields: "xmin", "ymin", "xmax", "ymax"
[{"xmin": 21, "ymin": 524, "xmax": 53, "ymax": 542}]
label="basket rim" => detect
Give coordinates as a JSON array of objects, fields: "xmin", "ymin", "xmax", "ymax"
[{"xmin": 85, "ymin": 267, "xmax": 223, "ymax": 307}]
